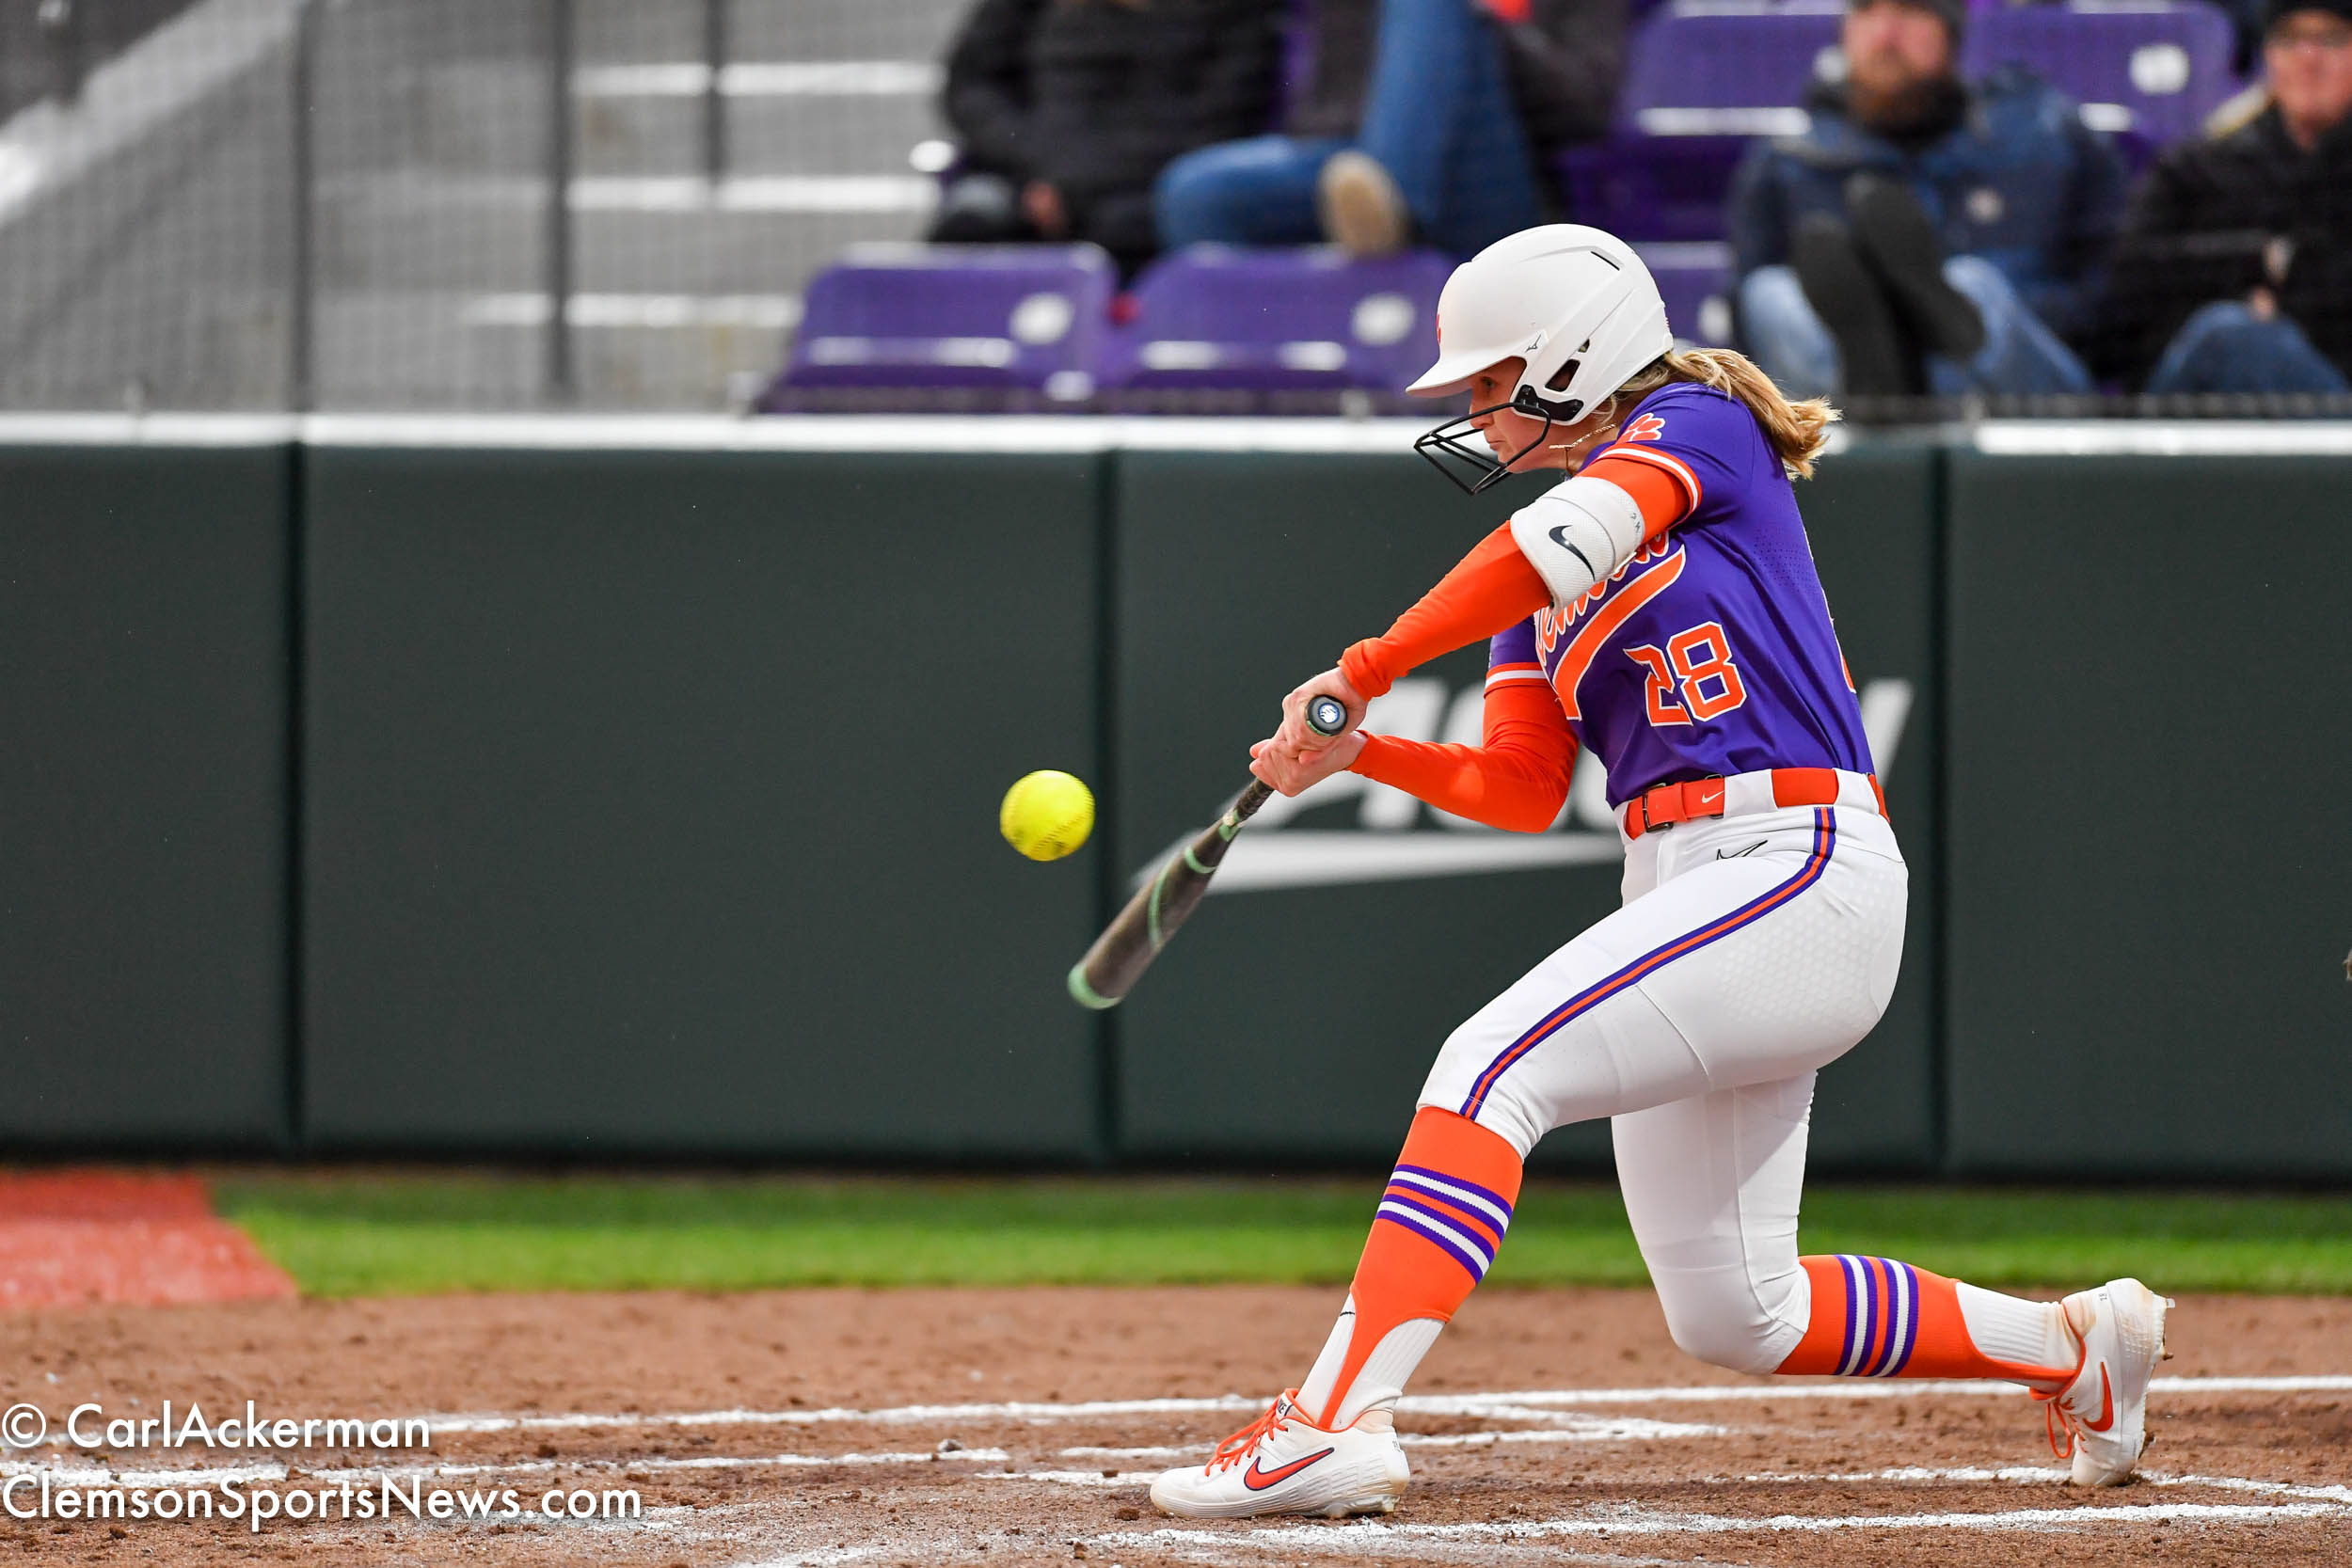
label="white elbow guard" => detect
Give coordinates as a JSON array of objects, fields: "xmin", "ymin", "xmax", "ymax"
[{"xmin": 1509, "ymin": 475, "xmax": 1647, "ymax": 609}]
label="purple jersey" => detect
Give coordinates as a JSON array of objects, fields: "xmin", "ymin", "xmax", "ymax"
[{"xmin": 1487, "ymin": 383, "xmax": 1872, "ymax": 808}]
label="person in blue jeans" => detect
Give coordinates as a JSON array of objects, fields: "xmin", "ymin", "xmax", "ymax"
[
  {"xmin": 1728, "ymin": 0, "xmax": 2126, "ymax": 397},
  {"xmin": 2139, "ymin": 301, "xmax": 2348, "ymax": 393},
  {"xmin": 1153, "ymin": 0, "xmax": 1623, "ymax": 260}
]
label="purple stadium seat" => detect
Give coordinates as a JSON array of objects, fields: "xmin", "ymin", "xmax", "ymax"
[
  {"xmin": 1615, "ymin": 0, "xmax": 1846, "ymax": 129},
  {"xmin": 1100, "ymin": 245, "xmax": 1454, "ymax": 392},
  {"xmin": 1560, "ymin": 0, "xmax": 1843, "ymax": 242},
  {"xmin": 779, "ymin": 244, "xmax": 1115, "ymax": 397},
  {"xmin": 1963, "ymin": 1, "xmax": 2237, "ymax": 150},
  {"xmin": 1635, "ymin": 242, "xmax": 1736, "ymax": 345}
]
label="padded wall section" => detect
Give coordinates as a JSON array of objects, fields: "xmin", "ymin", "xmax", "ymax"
[
  {"xmin": 1793, "ymin": 441, "xmax": 1942, "ymax": 1170},
  {"xmin": 1945, "ymin": 451, "xmax": 2352, "ymax": 1177},
  {"xmin": 302, "ymin": 447, "xmax": 1102, "ymax": 1158},
  {"xmin": 0, "ymin": 444, "xmax": 291, "ymax": 1147}
]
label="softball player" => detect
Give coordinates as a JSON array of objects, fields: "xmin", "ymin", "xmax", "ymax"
[{"xmin": 1151, "ymin": 225, "xmax": 2169, "ymax": 1520}]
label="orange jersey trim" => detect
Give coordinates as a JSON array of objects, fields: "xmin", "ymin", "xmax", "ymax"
[
  {"xmin": 1483, "ymin": 660, "xmax": 1547, "ymax": 691},
  {"xmin": 1585, "ymin": 445, "xmax": 1701, "ymax": 521},
  {"xmin": 1580, "ymin": 454, "xmax": 1692, "ymax": 538}
]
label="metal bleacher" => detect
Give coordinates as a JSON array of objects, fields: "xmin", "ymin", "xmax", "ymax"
[
  {"xmin": 310, "ymin": 0, "xmax": 966, "ymax": 409},
  {"xmin": 0, "ymin": 0, "xmax": 970, "ymax": 411}
]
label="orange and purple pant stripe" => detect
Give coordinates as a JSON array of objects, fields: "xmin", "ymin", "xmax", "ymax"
[{"xmin": 1460, "ymin": 809, "xmax": 1836, "ymax": 1120}]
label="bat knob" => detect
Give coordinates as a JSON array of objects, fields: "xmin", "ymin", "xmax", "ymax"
[{"xmin": 1306, "ymin": 695, "xmax": 1348, "ymax": 736}]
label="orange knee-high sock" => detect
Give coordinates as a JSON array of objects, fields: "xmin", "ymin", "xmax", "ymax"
[
  {"xmin": 1777, "ymin": 1256, "xmax": 2081, "ymax": 1386},
  {"xmin": 1297, "ymin": 1108, "xmax": 1523, "ymax": 1428}
]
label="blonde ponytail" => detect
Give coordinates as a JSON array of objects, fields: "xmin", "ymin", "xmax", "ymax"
[{"xmin": 1607, "ymin": 348, "xmax": 1839, "ymax": 481}]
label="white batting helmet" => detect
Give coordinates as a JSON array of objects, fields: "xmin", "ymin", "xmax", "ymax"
[{"xmin": 1407, "ymin": 225, "xmax": 1674, "ymax": 494}]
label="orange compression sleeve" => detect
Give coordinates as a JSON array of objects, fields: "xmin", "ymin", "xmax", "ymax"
[
  {"xmin": 1349, "ymin": 677, "xmax": 1578, "ymax": 833},
  {"xmin": 1338, "ymin": 525, "xmax": 1550, "ymax": 699}
]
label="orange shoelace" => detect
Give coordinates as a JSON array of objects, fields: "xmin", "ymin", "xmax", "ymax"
[
  {"xmin": 2027, "ymin": 1317, "xmax": 2092, "ymax": 1461},
  {"xmin": 2030, "ymin": 1385, "xmax": 2082, "ymax": 1460},
  {"xmin": 1206, "ymin": 1390, "xmax": 1300, "ymax": 1474}
]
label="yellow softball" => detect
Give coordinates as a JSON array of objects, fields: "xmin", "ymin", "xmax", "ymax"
[{"xmin": 1000, "ymin": 770, "xmax": 1095, "ymax": 862}]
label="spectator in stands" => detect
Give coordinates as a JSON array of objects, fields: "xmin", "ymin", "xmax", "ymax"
[
  {"xmin": 1728, "ymin": 0, "xmax": 2126, "ymax": 397},
  {"xmin": 1151, "ymin": 0, "xmax": 1624, "ymax": 260},
  {"xmin": 928, "ymin": 0, "xmax": 1278, "ymax": 275},
  {"xmin": 2094, "ymin": 0, "xmax": 2352, "ymax": 394}
]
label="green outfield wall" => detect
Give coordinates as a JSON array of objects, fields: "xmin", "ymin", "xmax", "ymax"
[
  {"xmin": 1, "ymin": 418, "xmax": 2344, "ymax": 1177},
  {"xmin": 1943, "ymin": 448, "xmax": 2352, "ymax": 1180},
  {"xmin": 299, "ymin": 444, "xmax": 1104, "ymax": 1159},
  {"xmin": 0, "ymin": 441, "xmax": 294, "ymax": 1149}
]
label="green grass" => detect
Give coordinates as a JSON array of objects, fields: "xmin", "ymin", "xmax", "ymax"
[{"xmin": 211, "ymin": 1173, "xmax": 2352, "ymax": 1298}]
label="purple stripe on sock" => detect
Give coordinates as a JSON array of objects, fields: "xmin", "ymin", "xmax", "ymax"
[
  {"xmin": 1383, "ymin": 1181, "xmax": 1506, "ymax": 1249},
  {"xmin": 1391, "ymin": 1163, "xmax": 1516, "ymax": 1220},
  {"xmin": 1862, "ymin": 1259, "xmax": 1892, "ymax": 1377},
  {"xmin": 1865, "ymin": 1258, "xmax": 1910, "ymax": 1378},
  {"xmin": 1893, "ymin": 1263, "xmax": 1922, "ymax": 1376},
  {"xmin": 1380, "ymin": 1190, "xmax": 1497, "ymax": 1266},
  {"xmin": 1885, "ymin": 1260, "xmax": 1914, "ymax": 1378},
  {"xmin": 1860, "ymin": 1256, "xmax": 1886, "ymax": 1376},
  {"xmin": 1375, "ymin": 1205, "xmax": 1487, "ymax": 1283},
  {"xmin": 1876, "ymin": 1258, "xmax": 1907, "ymax": 1377},
  {"xmin": 1836, "ymin": 1254, "xmax": 1864, "ymax": 1376}
]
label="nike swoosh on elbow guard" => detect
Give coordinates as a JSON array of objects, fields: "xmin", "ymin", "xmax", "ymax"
[{"xmin": 1546, "ymin": 526, "xmax": 1597, "ymax": 578}]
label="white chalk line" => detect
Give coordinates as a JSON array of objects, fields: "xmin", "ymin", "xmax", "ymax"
[
  {"xmin": 1096, "ymin": 1497, "xmax": 2352, "ymax": 1552},
  {"xmin": 1002, "ymin": 1456, "xmax": 2352, "ymax": 1506},
  {"xmin": 1739, "ymin": 1463, "xmax": 2352, "ymax": 1505},
  {"xmin": 408, "ymin": 1372, "xmax": 2352, "ymax": 1438},
  {"xmin": 735, "ymin": 1491, "xmax": 2352, "ymax": 1568},
  {"xmin": 0, "ymin": 1448, "xmax": 1015, "ymax": 1490},
  {"xmin": 1053, "ymin": 1416, "xmax": 1723, "ymax": 1466},
  {"xmin": 420, "ymin": 1394, "xmax": 1252, "ymax": 1434},
  {"xmin": 24, "ymin": 1379, "xmax": 2344, "ymax": 1558}
]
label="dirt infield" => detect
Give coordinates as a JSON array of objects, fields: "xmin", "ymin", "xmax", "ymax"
[{"xmin": 2, "ymin": 1286, "xmax": 2347, "ymax": 1565}]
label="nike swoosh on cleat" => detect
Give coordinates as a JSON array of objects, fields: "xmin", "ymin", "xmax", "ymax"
[
  {"xmin": 2083, "ymin": 1366, "xmax": 2116, "ymax": 1432},
  {"xmin": 1243, "ymin": 1448, "xmax": 1335, "ymax": 1490}
]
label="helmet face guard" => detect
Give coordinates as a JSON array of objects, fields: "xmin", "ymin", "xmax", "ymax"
[
  {"xmin": 1413, "ymin": 384, "xmax": 1585, "ymax": 496},
  {"xmin": 1406, "ymin": 224, "xmax": 1674, "ymax": 495}
]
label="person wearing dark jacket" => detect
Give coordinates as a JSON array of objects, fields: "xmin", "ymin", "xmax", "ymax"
[
  {"xmin": 2094, "ymin": 0, "xmax": 2352, "ymax": 393},
  {"xmin": 1727, "ymin": 0, "xmax": 2126, "ymax": 396},
  {"xmin": 928, "ymin": 0, "xmax": 1278, "ymax": 273},
  {"xmin": 1152, "ymin": 0, "xmax": 1625, "ymax": 260}
]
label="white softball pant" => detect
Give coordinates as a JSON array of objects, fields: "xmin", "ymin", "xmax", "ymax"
[{"xmin": 1419, "ymin": 796, "xmax": 1908, "ymax": 1373}]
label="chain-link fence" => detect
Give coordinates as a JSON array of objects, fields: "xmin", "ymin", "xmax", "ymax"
[
  {"xmin": 0, "ymin": 0, "xmax": 961, "ymax": 411},
  {"xmin": 0, "ymin": 0, "xmax": 2340, "ymax": 415}
]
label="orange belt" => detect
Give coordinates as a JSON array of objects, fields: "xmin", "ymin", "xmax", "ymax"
[{"xmin": 1623, "ymin": 768, "xmax": 1885, "ymax": 841}]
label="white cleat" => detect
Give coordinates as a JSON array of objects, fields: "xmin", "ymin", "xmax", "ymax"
[
  {"xmin": 1149, "ymin": 1389, "xmax": 1409, "ymax": 1519},
  {"xmin": 2035, "ymin": 1277, "xmax": 2174, "ymax": 1487}
]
